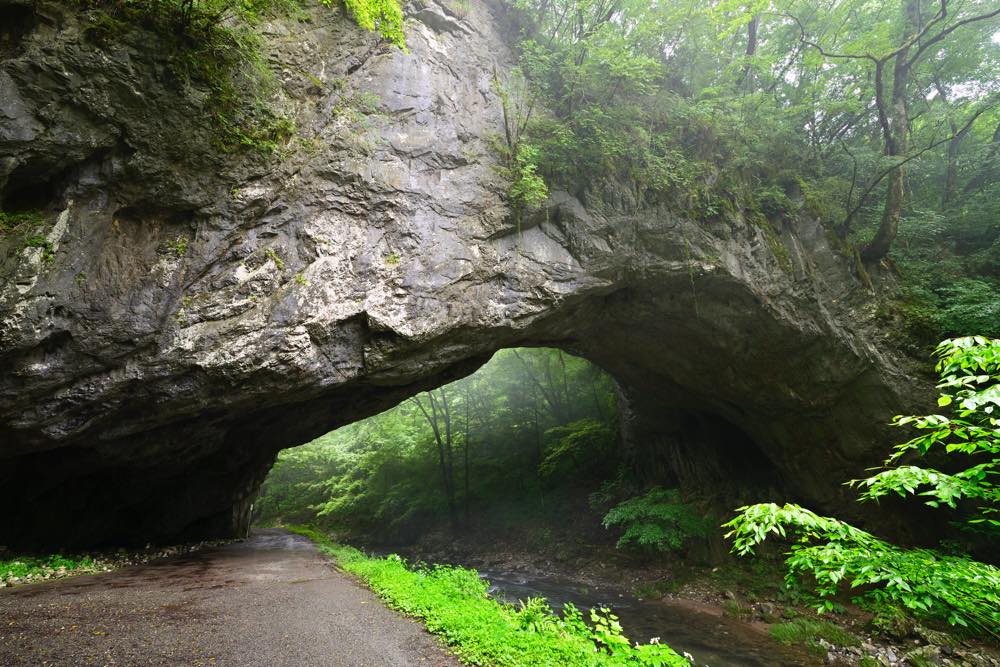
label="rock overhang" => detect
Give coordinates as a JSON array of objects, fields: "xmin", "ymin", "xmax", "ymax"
[{"xmin": 0, "ymin": 0, "xmax": 924, "ymax": 549}]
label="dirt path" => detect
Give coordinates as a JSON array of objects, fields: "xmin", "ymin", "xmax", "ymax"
[{"xmin": 0, "ymin": 529, "xmax": 461, "ymax": 666}]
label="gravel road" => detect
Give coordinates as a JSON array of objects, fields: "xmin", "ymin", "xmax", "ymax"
[{"xmin": 0, "ymin": 529, "xmax": 462, "ymax": 666}]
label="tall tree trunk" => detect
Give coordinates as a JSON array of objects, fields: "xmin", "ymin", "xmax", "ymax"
[
  {"xmin": 741, "ymin": 13, "xmax": 760, "ymax": 90},
  {"xmin": 861, "ymin": 0, "xmax": 918, "ymax": 263},
  {"xmin": 589, "ymin": 372, "xmax": 606, "ymax": 420},
  {"xmin": 463, "ymin": 385, "xmax": 471, "ymax": 527},
  {"xmin": 413, "ymin": 393, "xmax": 457, "ymax": 530},
  {"xmin": 438, "ymin": 388, "xmax": 457, "ymax": 530},
  {"xmin": 943, "ymin": 125, "xmax": 961, "ymax": 207},
  {"xmin": 557, "ymin": 350, "xmax": 571, "ymax": 422},
  {"xmin": 933, "ymin": 79, "xmax": 965, "ymax": 208},
  {"xmin": 513, "ymin": 350, "xmax": 567, "ymax": 423}
]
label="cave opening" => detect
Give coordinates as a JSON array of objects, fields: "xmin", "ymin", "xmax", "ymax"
[
  {"xmin": 252, "ymin": 346, "xmax": 785, "ymax": 558},
  {"xmin": 0, "ymin": 3, "xmax": 34, "ymax": 58}
]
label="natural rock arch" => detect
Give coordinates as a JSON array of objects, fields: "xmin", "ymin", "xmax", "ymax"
[{"xmin": 0, "ymin": 0, "xmax": 920, "ymax": 549}]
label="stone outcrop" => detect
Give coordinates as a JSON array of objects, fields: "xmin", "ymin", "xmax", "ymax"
[{"xmin": 0, "ymin": 0, "xmax": 923, "ymax": 548}]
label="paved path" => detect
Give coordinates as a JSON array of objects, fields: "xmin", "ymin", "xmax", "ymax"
[{"xmin": 0, "ymin": 529, "xmax": 461, "ymax": 666}]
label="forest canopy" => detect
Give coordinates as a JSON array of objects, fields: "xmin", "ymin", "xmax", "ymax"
[{"xmin": 496, "ymin": 0, "xmax": 1000, "ymax": 339}]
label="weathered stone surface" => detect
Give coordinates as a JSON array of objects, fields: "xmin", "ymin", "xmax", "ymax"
[{"xmin": 0, "ymin": 0, "xmax": 923, "ymax": 548}]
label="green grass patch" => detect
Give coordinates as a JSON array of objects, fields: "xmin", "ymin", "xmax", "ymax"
[
  {"xmin": 0, "ymin": 210, "xmax": 44, "ymax": 235},
  {"xmin": 769, "ymin": 618, "xmax": 860, "ymax": 648},
  {"xmin": 1, "ymin": 210, "xmax": 56, "ymax": 263},
  {"xmin": 1, "ymin": 540, "xmax": 232, "ymax": 589},
  {"xmin": 288, "ymin": 525, "xmax": 688, "ymax": 666},
  {"xmin": 0, "ymin": 554, "xmax": 97, "ymax": 584}
]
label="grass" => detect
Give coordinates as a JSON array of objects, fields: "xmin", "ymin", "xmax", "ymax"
[
  {"xmin": 769, "ymin": 618, "xmax": 861, "ymax": 649},
  {"xmin": 723, "ymin": 599, "xmax": 754, "ymax": 620},
  {"xmin": 287, "ymin": 525, "xmax": 689, "ymax": 667},
  {"xmin": 0, "ymin": 210, "xmax": 44, "ymax": 235},
  {"xmin": 0, "ymin": 554, "xmax": 97, "ymax": 585}
]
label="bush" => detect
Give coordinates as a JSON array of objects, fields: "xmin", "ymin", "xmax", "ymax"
[
  {"xmin": 935, "ymin": 279, "xmax": 1000, "ymax": 338},
  {"xmin": 724, "ymin": 337, "xmax": 1000, "ymax": 634},
  {"xmin": 602, "ymin": 487, "xmax": 711, "ymax": 553}
]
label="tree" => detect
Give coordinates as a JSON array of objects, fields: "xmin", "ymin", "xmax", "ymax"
[
  {"xmin": 786, "ymin": 0, "xmax": 1000, "ymax": 261},
  {"xmin": 412, "ymin": 388, "xmax": 460, "ymax": 530}
]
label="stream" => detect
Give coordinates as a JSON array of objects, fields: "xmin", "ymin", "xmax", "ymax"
[{"xmin": 477, "ymin": 568, "xmax": 819, "ymax": 667}]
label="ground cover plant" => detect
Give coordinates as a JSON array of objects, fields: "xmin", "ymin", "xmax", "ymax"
[
  {"xmin": 0, "ymin": 554, "xmax": 97, "ymax": 587},
  {"xmin": 288, "ymin": 525, "xmax": 688, "ymax": 666}
]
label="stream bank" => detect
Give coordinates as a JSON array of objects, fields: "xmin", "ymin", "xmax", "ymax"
[{"xmin": 370, "ymin": 528, "xmax": 1000, "ymax": 667}]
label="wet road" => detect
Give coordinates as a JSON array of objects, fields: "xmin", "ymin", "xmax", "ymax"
[{"xmin": 0, "ymin": 529, "xmax": 460, "ymax": 666}]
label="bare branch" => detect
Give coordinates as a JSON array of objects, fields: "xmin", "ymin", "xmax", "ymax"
[{"xmin": 840, "ymin": 99, "xmax": 998, "ymax": 229}]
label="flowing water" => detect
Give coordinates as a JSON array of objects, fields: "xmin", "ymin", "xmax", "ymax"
[{"xmin": 479, "ymin": 569, "xmax": 820, "ymax": 667}]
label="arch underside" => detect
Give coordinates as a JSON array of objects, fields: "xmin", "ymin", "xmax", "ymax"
[{"xmin": 0, "ymin": 271, "xmax": 910, "ymax": 549}]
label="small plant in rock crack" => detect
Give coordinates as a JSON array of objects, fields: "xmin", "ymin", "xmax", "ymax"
[
  {"xmin": 24, "ymin": 234, "xmax": 56, "ymax": 263},
  {"xmin": 263, "ymin": 247, "xmax": 285, "ymax": 271},
  {"xmin": 168, "ymin": 236, "xmax": 189, "ymax": 257}
]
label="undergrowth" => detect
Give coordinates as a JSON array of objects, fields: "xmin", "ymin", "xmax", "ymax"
[
  {"xmin": 725, "ymin": 337, "xmax": 1000, "ymax": 637},
  {"xmin": 0, "ymin": 555, "xmax": 96, "ymax": 585},
  {"xmin": 0, "ymin": 211, "xmax": 44, "ymax": 235},
  {"xmin": 288, "ymin": 525, "xmax": 688, "ymax": 666},
  {"xmin": 601, "ymin": 487, "xmax": 711, "ymax": 553},
  {"xmin": 769, "ymin": 618, "xmax": 860, "ymax": 651}
]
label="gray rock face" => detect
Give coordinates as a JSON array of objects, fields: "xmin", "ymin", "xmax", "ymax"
[{"xmin": 1, "ymin": 0, "xmax": 921, "ymax": 548}]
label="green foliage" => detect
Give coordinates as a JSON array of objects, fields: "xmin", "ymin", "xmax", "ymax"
[
  {"xmin": 1, "ymin": 554, "xmax": 95, "ymax": 584},
  {"xmin": 257, "ymin": 348, "xmax": 621, "ymax": 539},
  {"xmin": 602, "ymin": 487, "xmax": 711, "ymax": 553},
  {"xmin": 507, "ymin": 143, "xmax": 549, "ymax": 211},
  {"xmin": 263, "ymin": 246, "xmax": 285, "ymax": 270},
  {"xmin": 768, "ymin": 618, "xmax": 860, "ymax": 649},
  {"xmin": 74, "ymin": 0, "xmax": 296, "ymax": 154},
  {"xmin": 288, "ymin": 526, "xmax": 688, "ymax": 666},
  {"xmin": 855, "ymin": 337, "xmax": 1000, "ymax": 529},
  {"xmin": 724, "ymin": 337, "xmax": 1000, "ymax": 635},
  {"xmin": 935, "ymin": 280, "xmax": 1000, "ymax": 339},
  {"xmin": 72, "ymin": 0, "xmax": 404, "ymax": 153},
  {"xmin": 24, "ymin": 234, "xmax": 55, "ymax": 263},
  {"xmin": 0, "ymin": 210, "xmax": 44, "ymax": 235},
  {"xmin": 168, "ymin": 236, "xmax": 189, "ymax": 257},
  {"xmin": 492, "ymin": 69, "xmax": 549, "ymax": 218},
  {"xmin": 323, "ymin": 0, "xmax": 405, "ymax": 49},
  {"xmin": 538, "ymin": 418, "xmax": 613, "ymax": 482},
  {"xmin": 725, "ymin": 503, "xmax": 1000, "ymax": 634},
  {"xmin": 497, "ymin": 0, "xmax": 1000, "ymax": 324},
  {"xmin": 1, "ymin": 210, "xmax": 55, "ymax": 262}
]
